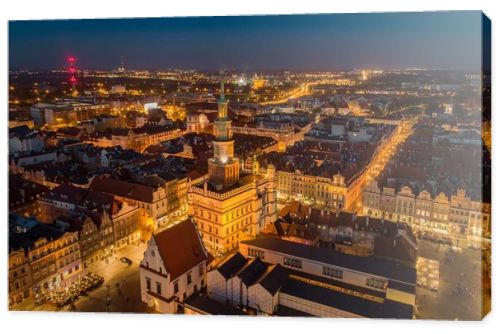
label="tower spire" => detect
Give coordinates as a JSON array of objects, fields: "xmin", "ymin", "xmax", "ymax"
[
  {"xmin": 217, "ymin": 73, "xmax": 228, "ymax": 119},
  {"xmin": 219, "ymin": 71, "xmax": 226, "ymax": 102},
  {"xmin": 208, "ymin": 70, "xmax": 239, "ymax": 189}
]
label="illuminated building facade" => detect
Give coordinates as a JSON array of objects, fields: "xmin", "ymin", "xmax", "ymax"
[
  {"xmin": 29, "ymin": 230, "xmax": 82, "ymax": 299},
  {"xmin": 188, "ymin": 79, "xmax": 278, "ymax": 255},
  {"xmin": 139, "ymin": 218, "xmax": 208, "ymax": 313},
  {"xmin": 90, "ymin": 175, "xmax": 188, "ymax": 229},
  {"xmin": 362, "ymin": 181, "xmax": 491, "ymax": 240},
  {"xmin": 38, "ymin": 184, "xmax": 141, "ymax": 251},
  {"xmin": 277, "ymin": 171, "xmax": 349, "ymax": 210},
  {"xmin": 54, "ymin": 208, "xmax": 121, "ymax": 268},
  {"xmin": 8, "ymin": 249, "xmax": 32, "ymax": 306}
]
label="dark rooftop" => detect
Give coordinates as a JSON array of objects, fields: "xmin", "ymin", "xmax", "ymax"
[
  {"xmin": 9, "ymin": 219, "xmax": 64, "ymax": 253},
  {"xmin": 281, "ymin": 275, "xmax": 414, "ymax": 319},
  {"xmin": 216, "ymin": 252, "xmax": 248, "ymax": 280},
  {"xmin": 184, "ymin": 294, "xmax": 246, "ymax": 316},
  {"xmin": 242, "ymin": 237, "xmax": 416, "ymax": 284}
]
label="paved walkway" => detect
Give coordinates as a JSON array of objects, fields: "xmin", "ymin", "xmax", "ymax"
[
  {"xmin": 415, "ymin": 240, "xmax": 483, "ymax": 320},
  {"xmin": 11, "ymin": 242, "xmax": 153, "ymax": 313}
]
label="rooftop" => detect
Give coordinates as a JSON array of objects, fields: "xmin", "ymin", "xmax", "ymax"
[
  {"xmin": 241, "ymin": 237, "xmax": 416, "ymax": 284},
  {"xmin": 9, "ymin": 217, "xmax": 64, "ymax": 253},
  {"xmin": 152, "ymin": 218, "xmax": 208, "ymax": 280},
  {"xmin": 281, "ymin": 274, "xmax": 413, "ymax": 319},
  {"xmin": 184, "ymin": 294, "xmax": 246, "ymax": 315}
]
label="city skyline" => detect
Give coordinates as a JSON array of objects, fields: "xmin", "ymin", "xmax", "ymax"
[
  {"xmin": 9, "ymin": 11, "xmax": 484, "ymax": 71},
  {"xmin": 7, "ymin": 12, "xmax": 490, "ymax": 320}
]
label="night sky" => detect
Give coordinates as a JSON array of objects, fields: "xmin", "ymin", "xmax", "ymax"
[{"xmin": 9, "ymin": 11, "xmax": 483, "ymax": 71}]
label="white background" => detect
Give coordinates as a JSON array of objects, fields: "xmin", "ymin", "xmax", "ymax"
[{"xmin": 0, "ymin": 0, "xmax": 498, "ymax": 333}]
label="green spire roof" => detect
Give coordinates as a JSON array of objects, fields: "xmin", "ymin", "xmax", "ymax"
[{"xmin": 219, "ymin": 78, "xmax": 226, "ymax": 103}]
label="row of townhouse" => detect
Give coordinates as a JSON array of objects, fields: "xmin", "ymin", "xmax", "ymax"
[
  {"xmin": 362, "ymin": 180, "xmax": 491, "ymax": 239},
  {"xmin": 9, "ymin": 194, "xmax": 145, "ymax": 308},
  {"xmin": 277, "ymin": 171, "xmax": 349, "ymax": 210},
  {"xmin": 37, "ymin": 184, "xmax": 141, "ymax": 252},
  {"xmin": 9, "ymin": 217, "xmax": 82, "ymax": 307}
]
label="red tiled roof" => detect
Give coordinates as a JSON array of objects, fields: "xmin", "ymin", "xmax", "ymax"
[
  {"xmin": 89, "ymin": 175, "xmax": 155, "ymax": 203},
  {"xmin": 152, "ymin": 218, "xmax": 207, "ymax": 280}
]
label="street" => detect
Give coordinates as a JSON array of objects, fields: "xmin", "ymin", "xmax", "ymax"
[
  {"xmin": 73, "ymin": 217, "xmax": 190, "ymax": 312},
  {"xmin": 12, "ymin": 242, "xmax": 152, "ymax": 313},
  {"xmin": 415, "ymin": 240, "xmax": 484, "ymax": 320},
  {"xmin": 73, "ymin": 242, "xmax": 152, "ymax": 313}
]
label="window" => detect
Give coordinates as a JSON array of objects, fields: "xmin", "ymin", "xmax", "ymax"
[
  {"xmin": 366, "ymin": 277, "xmax": 386, "ymax": 290},
  {"xmin": 248, "ymin": 248, "xmax": 265, "ymax": 259},
  {"xmin": 156, "ymin": 282, "xmax": 162, "ymax": 295},
  {"xmin": 283, "ymin": 257, "xmax": 302, "ymax": 269},
  {"xmin": 146, "ymin": 277, "xmax": 151, "ymax": 291},
  {"xmin": 173, "ymin": 281, "xmax": 179, "ymax": 294},
  {"xmin": 187, "ymin": 272, "xmax": 192, "ymax": 285},
  {"xmin": 199, "ymin": 264, "xmax": 204, "ymax": 276},
  {"xmin": 323, "ymin": 267, "xmax": 343, "ymax": 279}
]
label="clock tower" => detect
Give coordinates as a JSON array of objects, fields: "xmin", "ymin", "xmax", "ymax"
[{"xmin": 208, "ymin": 78, "xmax": 240, "ymax": 190}]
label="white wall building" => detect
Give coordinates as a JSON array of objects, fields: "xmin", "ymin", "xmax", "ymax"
[
  {"xmin": 206, "ymin": 241, "xmax": 416, "ymax": 318},
  {"xmin": 239, "ymin": 237, "xmax": 417, "ymax": 309},
  {"xmin": 139, "ymin": 218, "xmax": 209, "ymax": 313},
  {"xmin": 207, "ymin": 252, "xmax": 288, "ymax": 315}
]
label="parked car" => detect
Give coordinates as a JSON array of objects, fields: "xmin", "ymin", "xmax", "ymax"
[{"xmin": 120, "ymin": 257, "xmax": 133, "ymax": 265}]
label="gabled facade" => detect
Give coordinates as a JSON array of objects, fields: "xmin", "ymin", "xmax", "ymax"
[
  {"xmin": 363, "ymin": 183, "xmax": 491, "ymax": 239},
  {"xmin": 139, "ymin": 218, "xmax": 208, "ymax": 313}
]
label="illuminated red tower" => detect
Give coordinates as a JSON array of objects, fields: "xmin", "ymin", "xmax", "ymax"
[{"xmin": 67, "ymin": 56, "xmax": 78, "ymax": 89}]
